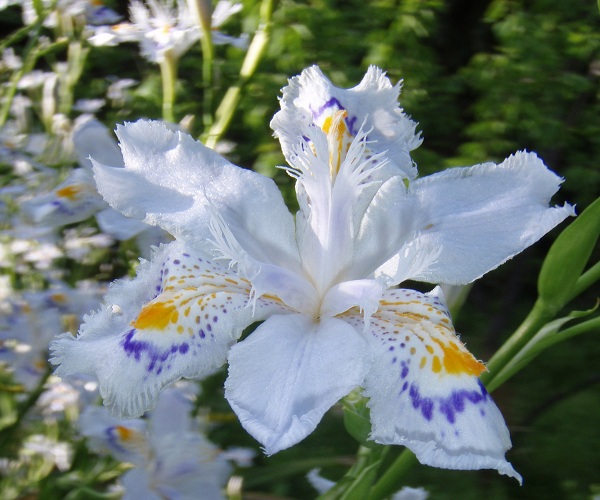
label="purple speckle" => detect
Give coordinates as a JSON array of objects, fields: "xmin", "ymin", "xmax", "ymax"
[
  {"xmin": 121, "ymin": 329, "xmax": 190, "ymax": 374},
  {"xmin": 438, "ymin": 381, "xmax": 488, "ymax": 424},
  {"xmin": 409, "ymin": 384, "xmax": 434, "ymax": 421},
  {"xmin": 400, "ymin": 361, "xmax": 409, "ymax": 379}
]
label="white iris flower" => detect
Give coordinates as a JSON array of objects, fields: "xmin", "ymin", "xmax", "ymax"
[{"xmin": 50, "ymin": 66, "xmax": 574, "ymax": 482}]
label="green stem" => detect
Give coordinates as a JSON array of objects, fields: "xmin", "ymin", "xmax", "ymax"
[
  {"xmin": 539, "ymin": 315, "xmax": 600, "ymax": 349},
  {"xmin": 58, "ymin": 41, "xmax": 90, "ymax": 116},
  {"xmin": 318, "ymin": 445, "xmax": 388, "ymax": 500},
  {"xmin": 159, "ymin": 51, "xmax": 178, "ymax": 123},
  {"xmin": 201, "ymin": 37, "xmax": 214, "ymax": 130},
  {"xmin": 368, "ymin": 448, "xmax": 418, "ymax": 500},
  {"xmin": 0, "ymin": 367, "xmax": 51, "ymax": 450},
  {"xmin": 480, "ymin": 299, "xmax": 552, "ymax": 387},
  {"xmin": 569, "ymin": 260, "xmax": 600, "ymax": 303},
  {"xmin": 203, "ymin": 0, "xmax": 274, "ymax": 148},
  {"xmin": 0, "ymin": 28, "xmax": 43, "ymax": 128},
  {"xmin": 188, "ymin": 0, "xmax": 214, "ymax": 129}
]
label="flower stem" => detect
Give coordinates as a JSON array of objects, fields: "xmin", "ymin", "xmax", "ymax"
[
  {"xmin": 0, "ymin": 366, "xmax": 51, "ymax": 451},
  {"xmin": 203, "ymin": 0, "xmax": 274, "ymax": 148},
  {"xmin": 159, "ymin": 51, "xmax": 178, "ymax": 123},
  {"xmin": 569, "ymin": 260, "xmax": 600, "ymax": 303},
  {"xmin": 368, "ymin": 448, "xmax": 418, "ymax": 500},
  {"xmin": 188, "ymin": 0, "xmax": 214, "ymax": 129},
  {"xmin": 480, "ymin": 299, "xmax": 551, "ymax": 390},
  {"xmin": 318, "ymin": 445, "xmax": 389, "ymax": 500}
]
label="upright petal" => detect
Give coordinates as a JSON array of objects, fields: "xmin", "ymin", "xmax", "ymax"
[
  {"xmin": 286, "ymin": 122, "xmax": 389, "ymax": 292},
  {"xmin": 271, "ymin": 65, "xmax": 421, "ymax": 179},
  {"xmin": 346, "ymin": 288, "xmax": 521, "ymax": 481},
  {"xmin": 225, "ymin": 314, "xmax": 370, "ymax": 454},
  {"xmin": 50, "ymin": 241, "xmax": 286, "ymax": 417},
  {"xmin": 359, "ymin": 152, "xmax": 575, "ymax": 285},
  {"xmin": 92, "ymin": 120, "xmax": 301, "ymax": 272}
]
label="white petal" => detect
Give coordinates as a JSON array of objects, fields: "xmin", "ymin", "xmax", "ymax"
[
  {"xmin": 320, "ymin": 278, "xmax": 383, "ymax": 319},
  {"xmin": 271, "ymin": 65, "xmax": 421, "ymax": 179},
  {"xmin": 95, "ymin": 207, "xmax": 150, "ymax": 241},
  {"xmin": 393, "ymin": 487, "xmax": 429, "ymax": 500},
  {"xmin": 225, "ymin": 314, "xmax": 370, "ymax": 454},
  {"xmin": 307, "ymin": 468, "xmax": 335, "ymax": 494},
  {"xmin": 50, "ymin": 241, "xmax": 283, "ymax": 417},
  {"xmin": 93, "ymin": 120, "xmax": 301, "ymax": 272},
  {"xmin": 72, "ymin": 117, "xmax": 124, "ymax": 170},
  {"xmin": 349, "ymin": 288, "xmax": 521, "ymax": 482},
  {"xmin": 369, "ymin": 152, "xmax": 575, "ymax": 285},
  {"xmin": 121, "ymin": 469, "xmax": 162, "ymax": 500}
]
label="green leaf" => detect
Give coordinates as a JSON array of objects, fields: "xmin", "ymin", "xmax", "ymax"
[{"xmin": 538, "ymin": 196, "xmax": 600, "ymax": 313}]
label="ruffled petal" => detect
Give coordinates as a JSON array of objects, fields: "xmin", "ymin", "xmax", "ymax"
[
  {"xmin": 271, "ymin": 65, "xmax": 421, "ymax": 179},
  {"xmin": 225, "ymin": 314, "xmax": 370, "ymax": 454},
  {"xmin": 50, "ymin": 241, "xmax": 286, "ymax": 417},
  {"xmin": 93, "ymin": 120, "xmax": 301, "ymax": 272},
  {"xmin": 344, "ymin": 287, "xmax": 521, "ymax": 482},
  {"xmin": 365, "ymin": 152, "xmax": 575, "ymax": 285}
]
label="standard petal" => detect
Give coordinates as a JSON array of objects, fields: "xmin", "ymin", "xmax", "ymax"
[
  {"xmin": 92, "ymin": 120, "xmax": 301, "ymax": 272},
  {"xmin": 271, "ymin": 65, "xmax": 421, "ymax": 179},
  {"xmin": 367, "ymin": 152, "xmax": 575, "ymax": 285},
  {"xmin": 345, "ymin": 288, "xmax": 521, "ymax": 482},
  {"xmin": 225, "ymin": 314, "xmax": 370, "ymax": 454},
  {"xmin": 50, "ymin": 241, "xmax": 285, "ymax": 417}
]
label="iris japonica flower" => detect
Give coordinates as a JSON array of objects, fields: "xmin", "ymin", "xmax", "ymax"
[{"xmin": 50, "ymin": 66, "xmax": 574, "ymax": 482}]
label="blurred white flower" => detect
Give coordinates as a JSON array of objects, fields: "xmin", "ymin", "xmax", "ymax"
[
  {"xmin": 22, "ymin": 434, "xmax": 72, "ymax": 471},
  {"xmin": 78, "ymin": 387, "xmax": 232, "ymax": 499},
  {"xmin": 72, "ymin": 98, "xmax": 106, "ymax": 113},
  {"xmin": 88, "ymin": 0, "xmax": 246, "ymax": 63}
]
